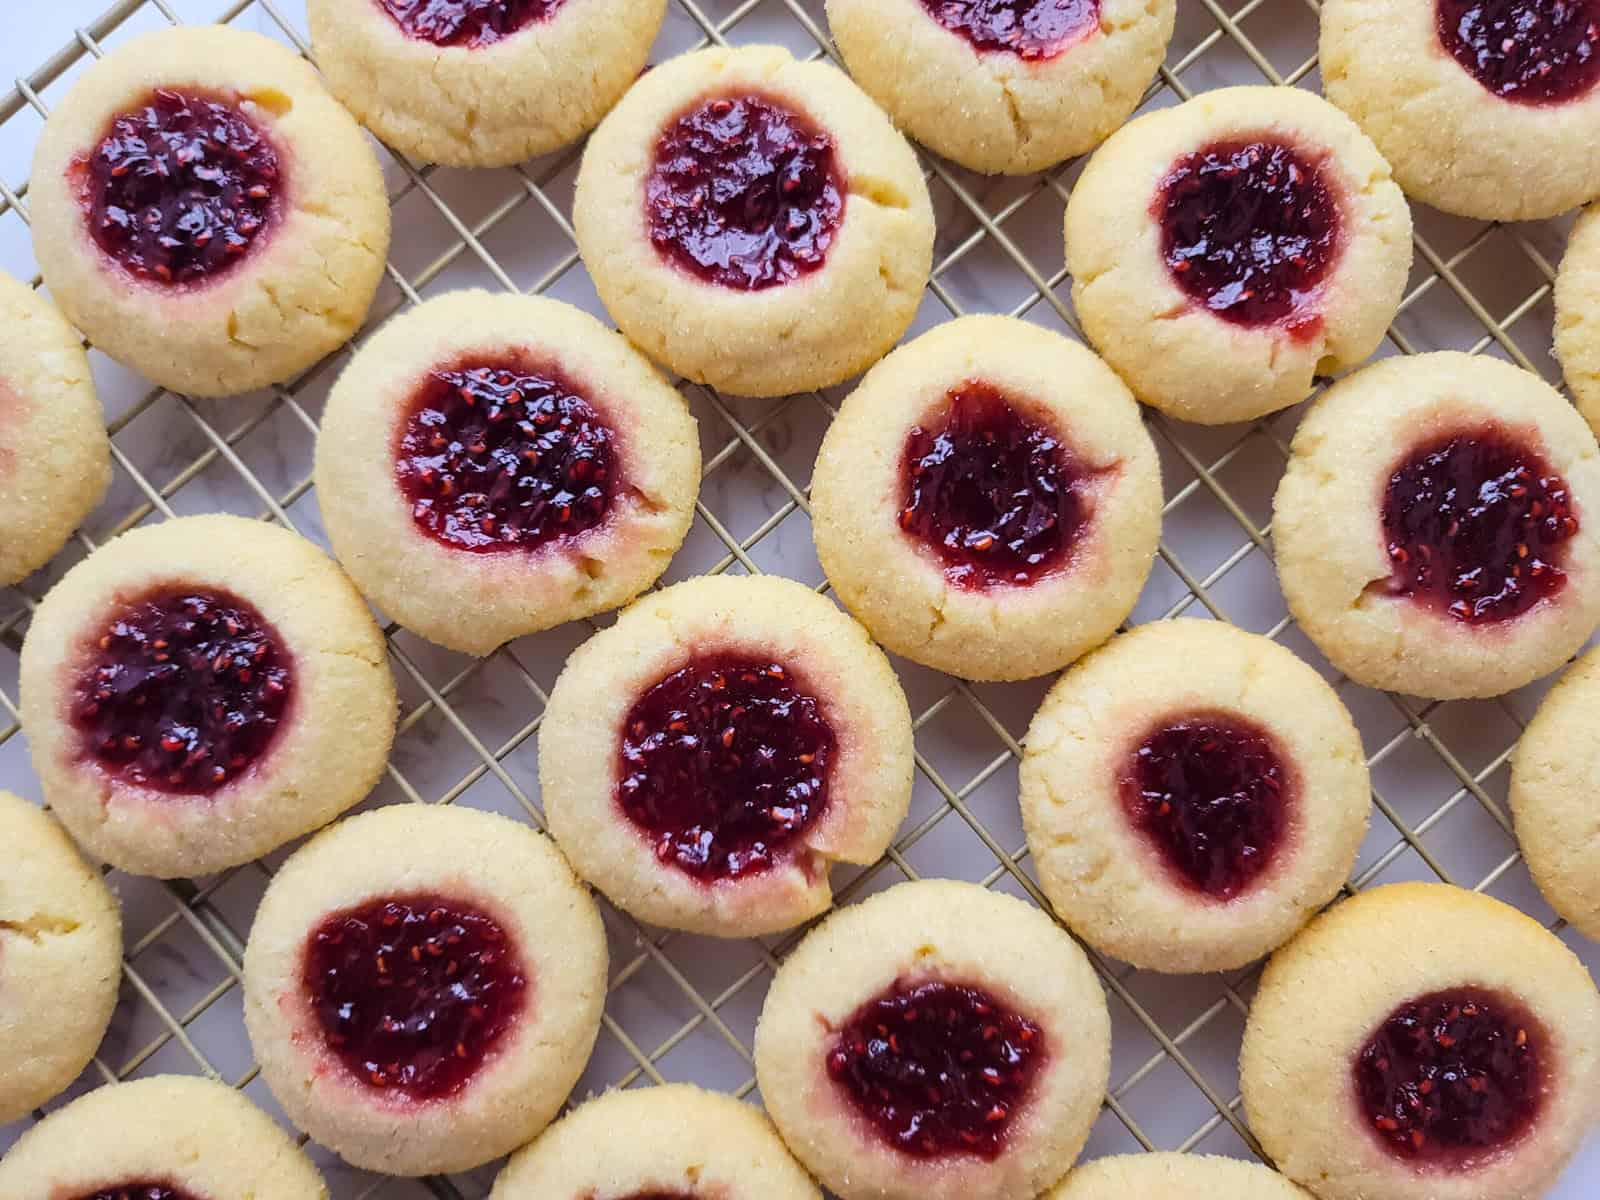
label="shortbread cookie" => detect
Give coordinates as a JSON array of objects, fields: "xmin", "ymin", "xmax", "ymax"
[
  {"xmin": 0, "ymin": 791, "xmax": 121, "ymax": 1124},
  {"xmin": 1065, "ymin": 86, "xmax": 1412, "ymax": 424},
  {"xmin": 19, "ymin": 515, "xmax": 397, "ymax": 878},
  {"xmin": 755, "ymin": 880, "xmax": 1110, "ymax": 1200},
  {"xmin": 1273, "ymin": 352, "xmax": 1600, "ymax": 699},
  {"xmin": 243, "ymin": 804, "xmax": 606, "ymax": 1176},
  {"xmin": 811, "ymin": 316, "xmax": 1161, "ymax": 681},
  {"xmin": 541, "ymin": 574, "xmax": 913, "ymax": 937},
  {"xmin": 308, "ymin": 0, "xmax": 664, "ymax": 166},
  {"xmin": 1321, "ymin": 0, "xmax": 1600, "ymax": 220},
  {"xmin": 1555, "ymin": 205, "xmax": 1600, "ymax": 435},
  {"xmin": 828, "ymin": 0, "xmax": 1174, "ymax": 174},
  {"xmin": 30, "ymin": 25, "xmax": 389, "ymax": 398},
  {"xmin": 315, "ymin": 290, "xmax": 699, "ymax": 656},
  {"xmin": 574, "ymin": 44, "xmax": 935, "ymax": 397},
  {"xmin": 1240, "ymin": 882, "xmax": 1600, "ymax": 1200},
  {"xmin": 1047, "ymin": 1153, "xmax": 1315, "ymax": 1198},
  {"xmin": 1020, "ymin": 620, "xmax": 1370, "ymax": 973}
]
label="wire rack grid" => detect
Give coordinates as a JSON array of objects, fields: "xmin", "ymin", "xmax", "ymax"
[{"xmin": 0, "ymin": 0, "xmax": 1596, "ymax": 1195}]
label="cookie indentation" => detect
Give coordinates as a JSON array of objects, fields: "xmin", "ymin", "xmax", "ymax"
[
  {"xmin": 1436, "ymin": 0, "xmax": 1600, "ymax": 105},
  {"xmin": 918, "ymin": 0, "xmax": 1100, "ymax": 59},
  {"xmin": 75, "ymin": 1183, "xmax": 202, "ymax": 1200},
  {"xmin": 376, "ymin": 0, "xmax": 558, "ymax": 46}
]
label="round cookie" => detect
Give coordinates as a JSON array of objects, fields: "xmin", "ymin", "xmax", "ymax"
[
  {"xmin": 0, "ymin": 791, "xmax": 121, "ymax": 1124},
  {"xmin": 810, "ymin": 315, "xmax": 1162, "ymax": 682},
  {"xmin": 754, "ymin": 880, "xmax": 1111, "ymax": 1200},
  {"xmin": 490, "ymin": 1084, "xmax": 820, "ymax": 1200},
  {"xmin": 242, "ymin": 803, "xmax": 607, "ymax": 1176},
  {"xmin": 1239, "ymin": 882, "xmax": 1600, "ymax": 1200},
  {"xmin": 307, "ymin": 0, "xmax": 664, "ymax": 167},
  {"xmin": 540, "ymin": 573, "xmax": 914, "ymax": 937},
  {"xmin": 1272, "ymin": 351, "xmax": 1600, "ymax": 699},
  {"xmin": 1064, "ymin": 86, "xmax": 1412, "ymax": 425},
  {"xmin": 1046, "ymin": 1153, "xmax": 1315, "ymax": 1198},
  {"xmin": 1555, "ymin": 204, "xmax": 1600, "ymax": 436},
  {"xmin": 1020, "ymin": 620, "xmax": 1370, "ymax": 974},
  {"xmin": 30, "ymin": 25, "xmax": 390, "ymax": 398},
  {"xmin": 18, "ymin": 515, "xmax": 397, "ymax": 878},
  {"xmin": 0, "ymin": 273, "xmax": 109, "ymax": 587},
  {"xmin": 314, "ymin": 290, "xmax": 700, "ymax": 656},
  {"xmin": 1321, "ymin": 0, "xmax": 1600, "ymax": 221},
  {"xmin": 827, "ymin": 0, "xmax": 1175, "ymax": 174},
  {"xmin": 573, "ymin": 44, "xmax": 935, "ymax": 398}
]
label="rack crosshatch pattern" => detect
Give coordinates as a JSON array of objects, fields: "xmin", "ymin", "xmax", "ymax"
[{"xmin": 1, "ymin": 0, "xmax": 1597, "ymax": 1196}]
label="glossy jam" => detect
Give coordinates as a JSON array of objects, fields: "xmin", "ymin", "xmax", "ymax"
[
  {"xmin": 74, "ymin": 1184, "xmax": 202, "ymax": 1200},
  {"xmin": 899, "ymin": 381, "xmax": 1091, "ymax": 589},
  {"xmin": 70, "ymin": 588, "xmax": 292, "ymax": 795},
  {"xmin": 304, "ymin": 893, "xmax": 528, "ymax": 1101},
  {"xmin": 1355, "ymin": 987, "xmax": 1546, "ymax": 1163},
  {"xmin": 83, "ymin": 90, "xmax": 280, "ymax": 286},
  {"xmin": 1381, "ymin": 427, "xmax": 1576, "ymax": 624},
  {"xmin": 1157, "ymin": 139, "xmax": 1341, "ymax": 331},
  {"xmin": 376, "ymin": 0, "xmax": 558, "ymax": 46},
  {"xmin": 917, "ymin": 0, "xmax": 1100, "ymax": 59},
  {"xmin": 645, "ymin": 95, "xmax": 844, "ymax": 291},
  {"xmin": 616, "ymin": 654, "xmax": 835, "ymax": 882},
  {"xmin": 1436, "ymin": 0, "xmax": 1600, "ymax": 105},
  {"xmin": 826, "ymin": 979, "xmax": 1045, "ymax": 1160},
  {"xmin": 395, "ymin": 358, "xmax": 617, "ymax": 554}
]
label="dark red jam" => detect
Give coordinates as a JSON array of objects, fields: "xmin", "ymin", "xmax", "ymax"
[
  {"xmin": 1355, "ymin": 987, "xmax": 1546, "ymax": 1163},
  {"xmin": 616, "ymin": 654, "xmax": 835, "ymax": 882},
  {"xmin": 1381, "ymin": 427, "xmax": 1576, "ymax": 624},
  {"xmin": 898, "ymin": 381, "xmax": 1092, "ymax": 589},
  {"xmin": 83, "ymin": 90, "xmax": 280, "ymax": 287},
  {"xmin": 74, "ymin": 1184, "xmax": 202, "ymax": 1200},
  {"xmin": 918, "ymin": 0, "xmax": 1099, "ymax": 59},
  {"xmin": 304, "ymin": 893, "xmax": 528, "ymax": 1101},
  {"xmin": 826, "ymin": 979, "xmax": 1045, "ymax": 1160},
  {"xmin": 1157, "ymin": 139, "xmax": 1341, "ymax": 332},
  {"xmin": 70, "ymin": 587, "xmax": 292, "ymax": 795},
  {"xmin": 1436, "ymin": 0, "xmax": 1600, "ymax": 105},
  {"xmin": 395, "ymin": 358, "xmax": 617, "ymax": 555},
  {"xmin": 377, "ymin": 0, "xmax": 558, "ymax": 46},
  {"xmin": 645, "ymin": 95, "xmax": 844, "ymax": 291}
]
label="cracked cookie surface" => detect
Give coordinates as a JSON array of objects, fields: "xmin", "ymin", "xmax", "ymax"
[{"xmin": 1556, "ymin": 205, "xmax": 1600, "ymax": 437}]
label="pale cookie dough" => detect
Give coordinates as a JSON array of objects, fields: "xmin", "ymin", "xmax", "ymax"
[
  {"xmin": 315, "ymin": 290, "xmax": 700, "ymax": 656},
  {"xmin": 828, "ymin": 0, "xmax": 1174, "ymax": 174},
  {"xmin": 243, "ymin": 804, "xmax": 607, "ymax": 1176},
  {"xmin": 755, "ymin": 880, "xmax": 1110, "ymax": 1200},
  {"xmin": 1020, "ymin": 620, "xmax": 1370, "ymax": 974},
  {"xmin": 541, "ymin": 573, "xmax": 913, "ymax": 937},
  {"xmin": 811, "ymin": 315, "xmax": 1161, "ymax": 682},
  {"xmin": 1065, "ymin": 86, "xmax": 1412, "ymax": 424},
  {"xmin": 573, "ymin": 44, "xmax": 935, "ymax": 397},
  {"xmin": 1555, "ymin": 205, "xmax": 1600, "ymax": 435},
  {"xmin": 1273, "ymin": 351, "xmax": 1600, "ymax": 699},
  {"xmin": 1047, "ymin": 1153, "xmax": 1315, "ymax": 1198},
  {"xmin": 0, "ymin": 791, "xmax": 121, "ymax": 1124},
  {"xmin": 30, "ymin": 25, "xmax": 390, "ymax": 398},
  {"xmin": 1240, "ymin": 882, "xmax": 1600, "ymax": 1200},
  {"xmin": 18, "ymin": 515, "xmax": 397, "ymax": 878}
]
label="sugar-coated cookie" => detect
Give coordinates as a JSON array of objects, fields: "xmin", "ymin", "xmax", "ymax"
[
  {"xmin": 1555, "ymin": 204, "xmax": 1600, "ymax": 435},
  {"xmin": 755, "ymin": 880, "xmax": 1110, "ymax": 1200},
  {"xmin": 1240, "ymin": 882, "xmax": 1600, "ymax": 1200},
  {"xmin": 827, "ymin": 0, "xmax": 1174, "ymax": 174},
  {"xmin": 243, "ymin": 804, "xmax": 606, "ymax": 1175},
  {"xmin": 1064, "ymin": 86, "xmax": 1412, "ymax": 424},
  {"xmin": 315, "ymin": 290, "xmax": 700, "ymax": 656},
  {"xmin": 19, "ymin": 515, "xmax": 397, "ymax": 878},
  {"xmin": 1273, "ymin": 352, "xmax": 1600, "ymax": 699},
  {"xmin": 574, "ymin": 45, "xmax": 935, "ymax": 397},
  {"xmin": 1020, "ymin": 620, "xmax": 1370, "ymax": 973},
  {"xmin": 1047, "ymin": 1153, "xmax": 1315, "ymax": 1198},
  {"xmin": 30, "ymin": 26, "xmax": 389, "ymax": 398},
  {"xmin": 541, "ymin": 574, "xmax": 913, "ymax": 937},
  {"xmin": 810, "ymin": 316, "xmax": 1161, "ymax": 682}
]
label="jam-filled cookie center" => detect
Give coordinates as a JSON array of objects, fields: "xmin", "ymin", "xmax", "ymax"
[
  {"xmin": 377, "ymin": 0, "xmax": 559, "ymax": 46},
  {"xmin": 303, "ymin": 892, "xmax": 529, "ymax": 1101},
  {"xmin": 74, "ymin": 1183, "xmax": 203, "ymax": 1200},
  {"xmin": 918, "ymin": 0, "xmax": 1100, "ymax": 60},
  {"xmin": 1436, "ymin": 0, "xmax": 1600, "ymax": 105}
]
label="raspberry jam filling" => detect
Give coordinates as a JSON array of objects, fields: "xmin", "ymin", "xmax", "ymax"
[
  {"xmin": 83, "ymin": 89, "xmax": 280, "ymax": 287},
  {"xmin": 377, "ymin": 0, "xmax": 558, "ymax": 46},
  {"xmin": 1381, "ymin": 427, "xmax": 1576, "ymax": 624},
  {"xmin": 1436, "ymin": 0, "xmax": 1600, "ymax": 105},
  {"xmin": 70, "ymin": 587, "xmax": 292, "ymax": 795},
  {"xmin": 1355, "ymin": 987, "xmax": 1546, "ymax": 1163},
  {"xmin": 918, "ymin": 0, "xmax": 1100, "ymax": 59},
  {"xmin": 899, "ymin": 381, "xmax": 1093, "ymax": 589},
  {"xmin": 395, "ymin": 358, "xmax": 617, "ymax": 555},
  {"xmin": 1157, "ymin": 139, "xmax": 1341, "ymax": 332},
  {"xmin": 75, "ymin": 1184, "xmax": 201, "ymax": 1200},
  {"xmin": 826, "ymin": 978, "xmax": 1046, "ymax": 1160},
  {"xmin": 616, "ymin": 654, "xmax": 835, "ymax": 882},
  {"xmin": 304, "ymin": 892, "xmax": 528, "ymax": 1101},
  {"xmin": 645, "ymin": 95, "xmax": 844, "ymax": 291},
  {"xmin": 1119, "ymin": 711, "xmax": 1291, "ymax": 900}
]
